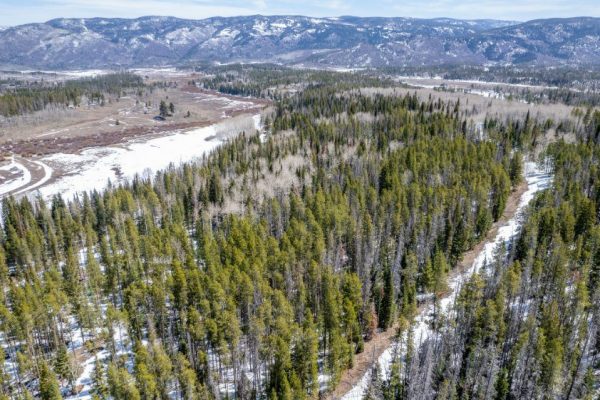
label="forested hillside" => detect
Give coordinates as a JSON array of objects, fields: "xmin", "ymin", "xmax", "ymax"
[
  {"xmin": 372, "ymin": 108, "xmax": 600, "ymax": 400},
  {"xmin": 1, "ymin": 16, "xmax": 599, "ymax": 69},
  {"xmin": 197, "ymin": 65, "xmax": 395, "ymax": 98},
  {"xmin": 0, "ymin": 72, "xmax": 594, "ymax": 400}
]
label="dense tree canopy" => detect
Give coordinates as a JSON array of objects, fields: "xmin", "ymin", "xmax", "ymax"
[{"xmin": 0, "ymin": 71, "xmax": 590, "ymax": 400}]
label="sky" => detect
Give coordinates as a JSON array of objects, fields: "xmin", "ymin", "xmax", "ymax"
[{"xmin": 1, "ymin": 0, "xmax": 599, "ymax": 26}]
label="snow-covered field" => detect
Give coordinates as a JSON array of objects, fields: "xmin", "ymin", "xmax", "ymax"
[
  {"xmin": 341, "ymin": 161, "xmax": 552, "ymax": 400},
  {"xmin": 37, "ymin": 125, "xmax": 220, "ymax": 200},
  {"xmin": 396, "ymin": 75, "xmax": 560, "ymax": 90},
  {"xmin": 14, "ymin": 160, "xmax": 53, "ymax": 195},
  {"xmin": 0, "ymin": 114, "xmax": 261, "ymax": 202},
  {"xmin": 15, "ymin": 67, "xmax": 192, "ymax": 80},
  {"xmin": 14, "ymin": 114, "xmax": 261, "ymax": 200}
]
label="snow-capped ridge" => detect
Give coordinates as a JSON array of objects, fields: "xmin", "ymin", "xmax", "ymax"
[{"xmin": 0, "ymin": 15, "xmax": 598, "ymax": 69}]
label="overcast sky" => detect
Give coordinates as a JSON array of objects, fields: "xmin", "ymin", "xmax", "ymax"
[{"xmin": 2, "ymin": 0, "xmax": 599, "ymax": 26}]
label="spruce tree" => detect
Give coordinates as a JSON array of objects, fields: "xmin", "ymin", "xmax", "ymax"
[
  {"xmin": 39, "ymin": 362, "xmax": 63, "ymax": 400},
  {"xmin": 378, "ymin": 264, "xmax": 394, "ymax": 330}
]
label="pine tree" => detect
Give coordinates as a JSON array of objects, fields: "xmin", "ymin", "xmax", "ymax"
[
  {"xmin": 0, "ymin": 347, "xmax": 9, "ymax": 397},
  {"xmin": 509, "ymin": 152, "xmax": 523, "ymax": 185},
  {"xmin": 431, "ymin": 250, "xmax": 448, "ymax": 296},
  {"xmin": 39, "ymin": 362, "xmax": 63, "ymax": 400},
  {"xmin": 91, "ymin": 358, "xmax": 109, "ymax": 399},
  {"xmin": 54, "ymin": 343, "xmax": 74, "ymax": 389},
  {"xmin": 293, "ymin": 313, "xmax": 319, "ymax": 396},
  {"xmin": 159, "ymin": 100, "xmax": 168, "ymax": 117},
  {"xmin": 108, "ymin": 362, "xmax": 141, "ymax": 400},
  {"xmin": 207, "ymin": 172, "xmax": 223, "ymax": 205},
  {"xmin": 494, "ymin": 368, "xmax": 510, "ymax": 400},
  {"xmin": 400, "ymin": 252, "xmax": 418, "ymax": 320},
  {"xmin": 151, "ymin": 343, "xmax": 173, "ymax": 398},
  {"xmin": 378, "ymin": 264, "xmax": 394, "ymax": 330}
]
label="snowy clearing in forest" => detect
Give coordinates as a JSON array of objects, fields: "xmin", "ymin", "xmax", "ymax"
[{"xmin": 8, "ymin": 114, "xmax": 261, "ymax": 200}]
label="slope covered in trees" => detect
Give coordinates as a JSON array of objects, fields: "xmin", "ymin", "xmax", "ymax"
[
  {"xmin": 370, "ymin": 112, "xmax": 600, "ymax": 399},
  {"xmin": 0, "ymin": 73, "xmax": 144, "ymax": 117},
  {"xmin": 197, "ymin": 65, "xmax": 396, "ymax": 99},
  {"xmin": 0, "ymin": 73, "xmax": 583, "ymax": 399}
]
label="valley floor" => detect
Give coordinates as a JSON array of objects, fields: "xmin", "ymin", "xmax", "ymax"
[{"xmin": 0, "ymin": 90, "xmax": 266, "ymax": 200}]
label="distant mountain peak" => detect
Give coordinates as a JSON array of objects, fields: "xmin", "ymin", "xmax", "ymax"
[{"xmin": 0, "ymin": 15, "xmax": 598, "ymax": 69}]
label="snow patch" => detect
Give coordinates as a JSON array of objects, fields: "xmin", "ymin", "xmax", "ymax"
[{"xmin": 35, "ymin": 114, "xmax": 261, "ymax": 200}]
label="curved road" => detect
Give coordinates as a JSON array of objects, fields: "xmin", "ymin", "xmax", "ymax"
[{"xmin": 0, "ymin": 156, "xmax": 53, "ymax": 198}]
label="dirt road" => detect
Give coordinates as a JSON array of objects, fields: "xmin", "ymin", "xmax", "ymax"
[{"xmin": 0, "ymin": 156, "xmax": 52, "ymax": 198}]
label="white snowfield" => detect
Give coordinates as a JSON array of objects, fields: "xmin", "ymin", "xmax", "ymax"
[
  {"xmin": 396, "ymin": 75, "xmax": 560, "ymax": 90},
  {"xmin": 341, "ymin": 161, "xmax": 552, "ymax": 400},
  {"xmin": 0, "ymin": 114, "xmax": 262, "ymax": 202},
  {"xmin": 14, "ymin": 160, "xmax": 53, "ymax": 195},
  {"xmin": 17, "ymin": 68, "xmax": 191, "ymax": 80},
  {"xmin": 37, "ymin": 124, "xmax": 224, "ymax": 200}
]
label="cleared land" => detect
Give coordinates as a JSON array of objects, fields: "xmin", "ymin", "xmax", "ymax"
[{"xmin": 0, "ymin": 71, "xmax": 268, "ymax": 198}]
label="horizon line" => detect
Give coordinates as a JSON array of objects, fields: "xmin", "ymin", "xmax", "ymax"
[{"xmin": 3, "ymin": 14, "xmax": 598, "ymax": 27}]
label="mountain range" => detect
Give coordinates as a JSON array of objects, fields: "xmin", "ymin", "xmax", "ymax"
[{"xmin": 0, "ymin": 15, "xmax": 599, "ymax": 69}]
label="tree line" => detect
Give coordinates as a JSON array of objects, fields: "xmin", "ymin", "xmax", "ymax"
[{"xmin": 0, "ymin": 73, "xmax": 144, "ymax": 117}]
